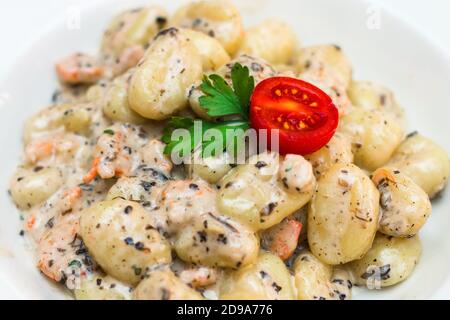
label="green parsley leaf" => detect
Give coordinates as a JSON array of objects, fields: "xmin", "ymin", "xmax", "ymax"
[
  {"xmin": 199, "ymin": 75, "xmax": 243, "ymax": 118},
  {"xmin": 68, "ymin": 260, "xmax": 82, "ymax": 268},
  {"xmin": 231, "ymin": 63, "xmax": 255, "ymax": 116},
  {"xmin": 162, "ymin": 116, "xmax": 194, "ymax": 144},
  {"xmin": 199, "ymin": 63, "xmax": 254, "ymax": 120},
  {"xmin": 162, "ymin": 117, "xmax": 249, "ymax": 158},
  {"xmin": 201, "ymin": 120, "xmax": 250, "ymax": 157},
  {"xmin": 103, "ymin": 129, "xmax": 115, "ymax": 135}
]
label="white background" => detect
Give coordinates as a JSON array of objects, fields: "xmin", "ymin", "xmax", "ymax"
[{"xmin": 0, "ymin": 0, "xmax": 449, "ymax": 76}]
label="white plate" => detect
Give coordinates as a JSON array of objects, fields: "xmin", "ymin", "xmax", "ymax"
[{"xmin": 0, "ymin": 0, "xmax": 449, "ymax": 299}]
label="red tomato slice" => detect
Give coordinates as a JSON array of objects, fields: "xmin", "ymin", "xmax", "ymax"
[{"xmin": 250, "ymin": 77, "xmax": 339, "ymax": 155}]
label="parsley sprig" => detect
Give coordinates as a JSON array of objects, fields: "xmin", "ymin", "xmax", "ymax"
[
  {"xmin": 199, "ymin": 63, "xmax": 255, "ymax": 120},
  {"xmin": 162, "ymin": 63, "xmax": 255, "ymax": 157},
  {"xmin": 162, "ymin": 117, "xmax": 249, "ymax": 157}
]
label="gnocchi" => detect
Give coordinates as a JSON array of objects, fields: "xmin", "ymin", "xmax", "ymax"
[
  {"xmin": 305, "ymin": 132, "xmax": 354, "ymax": 178},
  {"xmin": 386, "ymin": 133, "xmax": 450, "ymax": 198},
  {"xmin": 101, "ymin": 6, "xmax": 169, "ymax": 58},
  {"xmin": 133, "ymin": 267, "xmax": 203, "ymax": 300},
  {"xmin": 219, "ymin": 251, "xmax": 295, "ymax": 300},
  {"xmin": 75, "ymin": 274, "xmax": 133, "ymax": 300},
  {"xmin": 128, "ymin": 28, "xmax": 203, "ymax": 120},
  {"xmin": 102, "ymin": 70, "xmax": 148, "ymax": 124},
  {"xmin": 348, "ymin": 80, "xmax": 406, "ymax": 127},
  {"xmin": 372, "ymin": 167, "xmax": 432, "ymax": 237},
  {"xmin": 238, "ymin": 18, "xmax": 298, "ymax": 65},
  {"xmin": 338, "ymin": 108, "xmax": 404, "ymax": 171},
  {"xmin": 296, "ymin": 45, "xmax": 352, "ymax": 86},
  {"xmin": 79, "ymin": 199, "xmax": 172, "ymax": 284},
  {"xmin": 150, "ymin": 179, "xmax": 260, "ymax": 269},
  {"xmin": 217, "ymin": 152, "xmax": 316, "ymax": 231},
  {"xmin": 10, "ymin": 166, "xmax": 65, "ymax": 209},
  {"xmin": 172, "ymin": 0, "xmax": 244, "ymax": 55},
  {"xmin": 293, "ymin": 251, "xmax": 352, "ymax": 300},
  {"xmin": 308, "ymin": 163, "xmax": 380, "ymax": 265},
  {"xmin": 348, "ymin": 233, "xmax": 422, "ymax": 287}
]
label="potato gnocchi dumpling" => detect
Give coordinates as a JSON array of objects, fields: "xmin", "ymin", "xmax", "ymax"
[
  {"xmin": 219, "ymin": 251, "xmax": 295, "ymax": 300},
  {"xmin": 183, "ymin": 29, "xmax": 230, "ymax": 71},
  {"xmin": 133, "ymin": 267, "xmax": 203, "ymax": 300},
  {"xmin": 297, "ymin": 45, "xmax": 352, "ymax": 86},
  {"xmin": 217, "ymin": 152, "xmax": 316, "ymax": 231},
  {"xmin": 174, "ymin": 217, "xmax": 259, "ymax": 269},
  {"xmin": 338, "ymin": 108, "xmax": 404, "ymax": 171},
  {"xmin": 75, "ymin": 274, "xmax": 133, "ymax": 300},
  {"xmin": 80, "ymin": 199, "xmax": 172, "ymax": 284},
  {"xmin": 150, "ymin": 179, "xmax": 259, "ymax": 269},
  {"xmin": 238, "ymin": 18, "xmax": 298, "ymax": 65},
  {"xmin": 102, "ymin": 70, "xmax": 148, "ymax": 124},
  {"xmin": 101, "ymin": 6, "xmax": 169, "ymax": 57},
  {"xmin": 172, "ymin": 0, "xmax": 244, "ymax": 55},
  {"xmin": 128, "ymin": 28, "xmax": 203, "ymax": 120},
  {"xmin": 308, "ymin": 163, "xmax": 380, "ymax": 265},
  {"xmin": 305, "ymin": 133, "xmax": 353, "ymax": 178},
  {"xmin": 386, "ymin": 133, "xmax": 450, "ymax": 198},
  {"xmin": 348, "ymin": 80, "xmax": 405, "ymax": 127},
  {"xmin": 348, "ymin": 233, "xmax": 422, "ymax": 287},
  {"xmin": 10, "ymin": 166, "xmax": 65, "ymax": 209},
  {"xmin": 372, "ymin": 167, "xmax": 432, "ymax": 237},
  {"xmin": 293, "ymin": 251, "xmax": 352, "ymax": 300},
  {"xmin": 24, "ymin": 103, "xmax": 96, "ymax": 143},
  {"xmin": 186, "ymin": 152, "xmax": 232, "ymax": 184}
]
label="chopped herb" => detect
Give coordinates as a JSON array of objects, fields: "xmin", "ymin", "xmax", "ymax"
[
  {"xmin": 132, "ymin": 265, "xmax": 142, "ymax": 276},
  {"xmin": 189, "ymin": 183, "xmax": 199, "ymax": 190},
  {"xmin": 68, "ymin": 260, "xmax": 82, "ymax": 268},
  {"xmin": 197, "ymin": 231, "xmax": 208, "ymax": 243},
  {"xmin": 272, "ymin": 282, "xmax": 282, "ymax": 293},
  {"xmin": 134, "ymin": 242, "xmax": 145, "ymax": 250},
  {"xmin": 124, "ymin": 205, "xmax": 133, "ymax": 214},
  {"xmin": 103, "ymin": 129, "xmax": 115, "ymax": 135},
  {"xmin": 255, "ymin": 161, "xmax": 267, "ymax": 169},
  {"xmin": 124, "ymin": 237, "xmax": 134, "ymax": 245}
]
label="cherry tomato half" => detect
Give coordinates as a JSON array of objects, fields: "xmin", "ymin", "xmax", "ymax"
[{"xmin": 250, "ymin": 77, "xmax": 339, "ymax": 155}]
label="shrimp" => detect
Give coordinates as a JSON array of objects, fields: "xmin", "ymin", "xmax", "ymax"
[
  {"xmin": 85, "ymin": 123, "xmax": 170, "ymax": 182},
  {"xmin": 55, "ymin": 53, "xmax": 104, "ymax": 85},
  {"xmin": 108, "ymin": 45, "xmax": 145, "ymax": 77},
  {"xmin": 278, "ymin": 154, "xmax": 316, "ymax": 193},
  {"xmin": 25, "ymin": 133, "xmax": 83, "ymax": 165},
  {"xmin": 37, "ymin": 213, "xmax": 96, "ymax": 288},
  {"xmin": 26, "ymin": 178, "xmax": 112, "ymax": 242},
  {"xmin": 178, "ymin": 266, "xmax": 219, "ymax": 288},
  {"xmin": 263, "ymin": 219, "xmax": 302, "ymax": 260},
  {"xmin": 87, "ymin": 124, "xmax": 147, "ymax": 180},
  {"xmin": 25, "ymin": 186, "xmax": 83, "ymax": 237}
]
